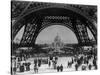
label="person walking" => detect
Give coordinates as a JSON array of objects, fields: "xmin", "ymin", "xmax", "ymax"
[
  {"xmin": 60, "ymin": 64, "xmax": 63, "ymax": 72},
  {"xmin": 34, "ymin": 65, "xmax": 38, "ymax": 73},
  {"xmin": 75, "ymin": 63, "xmax": 78, "ymax": 71},
  {"xmin": 48, "ymin": 61, "xmax": 51, "ymax": 67},
  {"xmin": 57, "ymin": 66, "xmax": 60, "ymax": 72},
  {"xmin": 88, "ymin": 64, "xmax": 92, "ymax": 70}
]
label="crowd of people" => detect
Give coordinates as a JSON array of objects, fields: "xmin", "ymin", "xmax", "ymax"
[
  {"xmin": 11, "ymin": 55, "xmax": 63, "ymax": 74},
  {"xmin": 67, "ymin": 54, "xmax": 97, "ymax": 71},
  {"xmin": 11, "ymin": 46, "xmax": 97, "ymax": 75},
  {"xmin": 11, "ymin": 55, "xmax": 31, "ymax": 75},
  {"xmin": 48, "ymin": 56, "xmax": 64, "ymax": 72}
]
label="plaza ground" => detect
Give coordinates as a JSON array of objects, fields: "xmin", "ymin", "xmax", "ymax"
[{"xmin": 15, "ymin": 56, "xmax": 95, "ymax": 75}]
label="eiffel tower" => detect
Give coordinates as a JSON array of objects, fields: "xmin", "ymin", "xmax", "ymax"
[{"xmin": 11, "ymin": 1, "xmax": 97, "ymax": 53}]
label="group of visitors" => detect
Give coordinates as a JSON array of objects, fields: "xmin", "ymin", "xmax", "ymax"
[
  {"xmin": 33, "ymin": 58, "xmax": 42, "ymax": 73},
  {"xmin": 11, "ymin": 46, "xmax": 97, "ymax": 75},
  {"xmin": 48, "ymin": 56, "xmax": 58, "ymax": 69},
  {"xmin": 11, "ymin": 55, "xmax": 31, "ymax": 75},
  {"xmin": 67, "ymin": 54, "xmax": 97, "ymax": 71},
  {"xmin": 48, "ymin": 56, "xmax": 64, "ymax": 72}
]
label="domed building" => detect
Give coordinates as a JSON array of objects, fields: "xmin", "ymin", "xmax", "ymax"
[{"xmin": 50, "ymin": 33, "xmax": 64, "ymax": 52}]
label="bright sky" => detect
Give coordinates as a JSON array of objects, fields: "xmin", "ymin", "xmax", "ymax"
[
  {"xmin": 13, "ymin": 25, "xmax": 25, "ymax": 44},
  {"xmin": 36, "ymin": 25, "xmax": 78, "ymax": 44}
]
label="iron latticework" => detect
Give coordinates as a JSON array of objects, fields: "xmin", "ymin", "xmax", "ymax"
[{"xmin": 11, "ymin": 1, "xmax": 97, "ymax": 47}]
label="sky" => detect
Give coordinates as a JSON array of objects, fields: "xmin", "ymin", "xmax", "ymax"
[
  {"xmin": 35, "ymin": 25, "xmax": 78, "ymax": 44},
  {"xmin": 13, "ymin": 25, "xmax": 94, "ymax": 44},
  {"xmin": 13, "ymin": 25, "xmax": 25, "ymax": 44}
]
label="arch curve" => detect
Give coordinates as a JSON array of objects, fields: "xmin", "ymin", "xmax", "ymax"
[
  {"xmin": 12, "ymin": 3, "xmax": 97, "ymax": 45},
  {"xmin": 35, "ymin": 24, "xmax": 78, "ymax": 44},
  {"xmin": 34, "ymin": 23, "xmax": 79, "ymax": 44},
  {"xmin": 14, "ymin": 4, "xmax": 94, "ymax": 25}
]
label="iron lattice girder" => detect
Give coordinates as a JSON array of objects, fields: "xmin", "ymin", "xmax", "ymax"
[
  {"xmin": 12, "ymin": 16, "xmax": 96, "ymax": 46},
  {"xmin": 12, "ymin": 2, "xmax": 97, "ymax": 38},
  {"xmin": 11, "ymin": 1, "xmax": 97, "ymax": 31},
  {"xmin": 11, "ymin": 1, "xmax": 97, "ymax": 22},
  {"xmin": 11, "ymin": 1, "xmax": 30, "ymax": 18},
  {"xmin": 41, "ymin": 16, "xmax": 73, "ymax": 31},
  {"xmin": 19, "ymin": 16, "xmax": 91, "ymax": 45},
  {"xmin": 11, "ymin": 1, "xmax": 97, "ymax": 46},
  {"xmin": 20, "ymin": 16, "xmax": 74, "ymax": 45},
  {"xmin": 20, "ymin": 15, "xmax": 43, "ymax": 45},
  {"xmin": 75, "ymin": 20, "xmax": 90, "ymax": 43},
  {"xmin": 86, "ymin": 21, "xmax": 97, "ymax": 42},
  {"xmin": 31, "ymin": 16, "xmax": 75, "ymax": 44},
  {"xmin": 21, "ymin": 23, "xmax": 37, "ymax": 44}
]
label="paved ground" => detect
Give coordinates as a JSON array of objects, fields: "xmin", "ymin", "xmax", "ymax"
[{"xmin": 15, "ymin": 57, "xmax": 95, "ymax": 75}]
